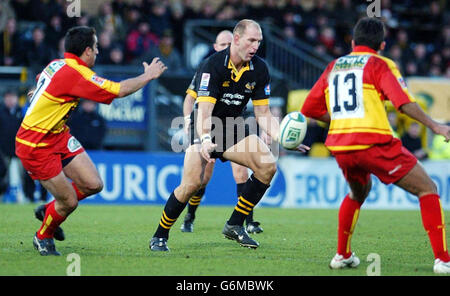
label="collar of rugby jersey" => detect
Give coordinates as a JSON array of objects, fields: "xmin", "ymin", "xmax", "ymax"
[
  {"xmin": 352, "ymin": 45, "xmax": 378, "ymax": 54},
  {"xmin": 224, "ymin": 47, "xmax": 253, "ymax": 82},
  {"xmin": 64, "ymin": 52, "xmax": 89, "ymax": 67}
]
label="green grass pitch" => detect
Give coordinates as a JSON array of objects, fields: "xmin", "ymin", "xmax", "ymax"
[{"xmin": 0, "ymin": 203, "xmax": 448, "ymax": 276}]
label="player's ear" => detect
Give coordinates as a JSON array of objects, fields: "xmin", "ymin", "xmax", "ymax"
[
  {"xmin": 233, "ymin": 33, "xmax": 239, "ymax": 45},
  {"xmin": 351, "ymin": 40, "xmax": 355, "ymax": 49},
  {"xmin": 379, "ymin": 41, "xmax": 386, "ymax": 52}
]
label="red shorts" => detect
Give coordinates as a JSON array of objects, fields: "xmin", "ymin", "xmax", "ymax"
[
  {"xmin": 333, "ymin": 138, "xmax": 417, "ymax": 185},
  {"xmin": 18, "ymin": 132, "xmax": 85, "ymax": 180}
]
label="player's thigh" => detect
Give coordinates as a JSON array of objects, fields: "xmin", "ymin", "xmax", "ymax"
[
  {"xmin": 230, "ymin": 161, "xmax": 249, "ymax": 183},
  {"xmin": 201, "ymin": 161, "xmax": 215, "ymax": 186},
  {"xmin": 223, "ymin": 135, "xmax": 276, "ymax": 183},
  {"xmin": 175, "ymin": 144, "xmax": 208, "ymax": 201},
  {"xmin": 394, "ymin": 162, "xmax": 437, "ymax": 197},
  {"xmin": 62, "ymin": 151, "xmax": 103, "ymax": 191}
]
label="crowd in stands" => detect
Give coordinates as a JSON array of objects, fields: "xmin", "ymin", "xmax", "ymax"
[{"xmin": 0, "ymin": 0, "xmax": 449, "ymax": 78}]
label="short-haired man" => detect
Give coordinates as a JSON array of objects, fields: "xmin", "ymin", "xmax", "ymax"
[
  {"xmin": 16, "ymin": 26, "xmax": 167, "ymax": 256},
  {"xmin": 181, "ymin": 30, "xmax": 263, "ymax": 234},
  {"xmin": 301, "ymin": 17, "xmax": 450, "ymax": 273},
  {"xmin": 150, "ymin": 19, "xmax": 308, "ymax": 251}
]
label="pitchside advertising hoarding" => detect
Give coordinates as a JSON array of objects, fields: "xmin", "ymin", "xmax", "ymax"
[{"xmin": 80, "ymin": 151, "xmax": 450, "ymax": 210}]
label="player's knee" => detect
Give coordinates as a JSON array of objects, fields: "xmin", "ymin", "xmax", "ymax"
[
  {"xmin": 61, "ymin": 197, "xmax": 78, "ymax": 215},
  {"xmin": 255, "ymin": 162, "xmax": 277, "ymax": 183},
  {"xmin": 84, "ymin": 178, "xmax": 104, "ymax": 195},
  {"xmin": 178, "ymin": 180, "xmax": 202, "ymax": 201}
]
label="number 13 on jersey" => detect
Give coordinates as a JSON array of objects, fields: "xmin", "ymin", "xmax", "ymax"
[{"xmin": 328, "ymin": 69, "xmax": 365, "ymax": 120}]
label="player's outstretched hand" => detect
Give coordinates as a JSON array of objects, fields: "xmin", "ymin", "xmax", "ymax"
[
  {"xmin": 292, "ymin": 144, "xmax": 310, "ymax": 153},
  {"xmin": 200, "ymin": 141, "xmax": 217, "ymax": 164},
  {"xmin": 433, "ymin": 123, "xmax": 450, "ymax": 142},
  {"xmin": 143, "ymin": 57, "xmax": 167, "ymax": 80}
]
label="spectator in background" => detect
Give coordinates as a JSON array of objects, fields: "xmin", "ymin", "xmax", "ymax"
[
  {"xmin": 56, "ymin": 37, "xmax": 65, "ymax": 58},
  {"xmin": 0, "ymin": 17, "xmax": 21, "ymax": 66},
  {"xmin": 106, "ymin": 45, "xmax": 125, "ymax": 65},
  {"xmin": 148, "ymin": 2, "xmax": 172, "ymax": 38},
  {"xmin": 197, "ymin": 1, "xmax": 216, "ymax": 20},
  {"xmin": 92, "ymin": 1, "xmax": 126, "ymax": 41},
  {"xmin": 0, "ymin": 0, "xmax": 15, "ymax": 32},
  {"xmin": 143, "ymin": 29, "xmax": 184, "ymax": 74},
  {"xmin": 69, "ymin": 100, "xmax": 107, "ymax": 150},
  {"xmin": 0, "ymin": 90, "xmax": 23, "ymax": 200},
  {"xmin": 387, "ymin": 44, "xmax": 404, "ymax": 72},
  {"xmin": 387, "ymin": 111, "xmax": 400, "ymax": 138},
  {"xmin": 125, "ymin": 20, "xmax": 159, "ymax": 62},
  {"xmin": 122, "ymin": 6, "xmax": 141, "ymax": 36},
  {"xmin": 411, "ymin": 43, "xmax": 429, "ymax": 76},
  {"xmin": 96, "ymin": 30, "xmax": 114, "ymax": 64},
  {"xmin": 170, "ymin": 2, "xmax": 186, "ymax": 53},
  {"xmin": 45, "ymin": 14, "xmax": 65, "ymax": 50},
  {"xmin": 401, "ymin": 122, "xmax": 428, "ymax": 161},
  {"xmin": 22, "ymin": 26, "xmax": 55, "ymax": 74}
]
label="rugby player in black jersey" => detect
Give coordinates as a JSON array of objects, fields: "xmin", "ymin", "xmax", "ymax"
[
  {"xmin": 180, "ymin": 30, "xmax": 265, "ymax": 235},
  {"xmin": 150, "ymin": 19, "xmax": 308, "ymax": 251}
]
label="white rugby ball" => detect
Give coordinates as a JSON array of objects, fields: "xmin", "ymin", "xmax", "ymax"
[{"xmin": 279, "ymin": 111, "xmax": 307, "ymax": 149}]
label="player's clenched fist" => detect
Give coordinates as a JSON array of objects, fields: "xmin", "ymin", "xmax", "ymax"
[{"xmin": 143, "ymin": 57, "xmax": 168, "ymax": 80}]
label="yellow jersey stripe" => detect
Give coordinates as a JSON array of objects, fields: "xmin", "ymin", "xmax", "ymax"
[
  {"xmin": 326, "ymin": 144, "xmax": 373, "ymax": 151},
  {"xmin": 186, "ymin": 89, "xmax": 197, "ymax": 99},
  {"xmin": 196, "ymin": 96, "xmax": 217, "ymax": 104},
  {"xmin": 42, "ymin": 91, "xmax": 65, "ymax": 103},
  {"xmin": 16, "ymin": 137, "xmax": 48, "ymax": 147},
  {"xmin": 328, "ymin": 127, "xmax": 392, "ymax": 135},
  {"xmin": 252, "ymin": 99, "xmax": 269, "ymax": 106}
]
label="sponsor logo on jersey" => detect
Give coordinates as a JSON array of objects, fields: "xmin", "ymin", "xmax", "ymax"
[
  {"xmin": 199, "ymin": 73, "xmax": 210, "ymax": 91},
  {"xmin": 397, "ymin": 77, "xmax": 407, "ymax": 88},
  {"xmin": 91, "ymin": 75, "xmax": 106, "ymax": 86},
  {"xmin": 334, "ymin": 55, "xmax": 370, "ymax": 70}
]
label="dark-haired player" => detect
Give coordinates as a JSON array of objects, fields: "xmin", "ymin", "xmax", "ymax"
[
  {"xmin": 301, "ymin": 17, "xmax": 450, "ymax": 273},
  {"xmin": 16, "ymin": 26, "xmax": 167, "ymax": 256}
]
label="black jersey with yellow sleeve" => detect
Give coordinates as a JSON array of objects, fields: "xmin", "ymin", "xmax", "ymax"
[{"xmin": 194, "ymin": 47, "xmax": 271, "ymax": 120}]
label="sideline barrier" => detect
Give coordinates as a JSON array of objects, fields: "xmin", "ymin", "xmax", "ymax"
[{"xmin": 77, "ymin": 151, "xmax": 449, "ymax": 210}]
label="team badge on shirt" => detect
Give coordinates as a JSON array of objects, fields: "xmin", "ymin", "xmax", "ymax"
[{"xmin": 67, "ymin": 136, "xmax": 82, "ymax": 152}]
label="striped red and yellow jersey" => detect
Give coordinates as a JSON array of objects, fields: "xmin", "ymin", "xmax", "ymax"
[
  {"xmin": 15, "ymin": 53, "xmax": 120, "ymax": 156},
  {"xmin": 301, "ymin": 45, "xmax": 415, "ymax": 153}
]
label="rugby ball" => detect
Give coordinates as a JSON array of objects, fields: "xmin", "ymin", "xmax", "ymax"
[{"xmin": 279, "ymin": 111, "xmax": 307, "ymax": 149}]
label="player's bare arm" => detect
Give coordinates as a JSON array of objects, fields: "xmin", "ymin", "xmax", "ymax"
[
  {"xmin": 196, "ymin": 101, "xmax": 217, "ymax": 163},
  {"xmin": 400, "ymin": 102, "xmax": 450, "ymax": 142},
  {"xmin": 183, "ymin": 93, "xmax": 196, "ymax": 134},
  {"xmin": 118, "ymin": 57, "xmax": 167, "ymax": 98}
]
